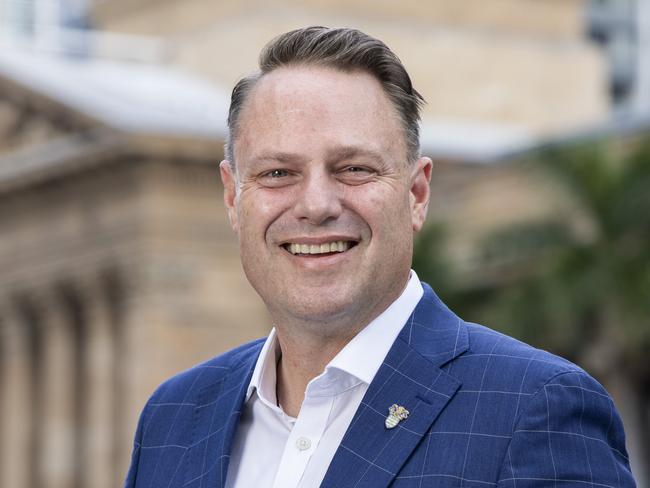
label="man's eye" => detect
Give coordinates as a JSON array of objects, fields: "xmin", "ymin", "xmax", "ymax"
[
  {"xmin": 266, "ymin": 169, "xmax": 288, "ymax": 178},
  {"xmin": 258, "ymin": 168, "xmax": 295, "ymax": 187},
  {"xmin": 342, "ymin": 166, "xmax": 373, "ymax": 176},
  {"xmin": 337, "ymin": 165, "xmax": 375, "ymax": 185}
]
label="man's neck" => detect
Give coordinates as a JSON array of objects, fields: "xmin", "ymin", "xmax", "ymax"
[
  {"xmin": 274, "ymin": 328, "xmax": 354, "ymax": 417},
  {"xmin": 270, "ymin": 272, "xmax": 413, "ymax": 417}
]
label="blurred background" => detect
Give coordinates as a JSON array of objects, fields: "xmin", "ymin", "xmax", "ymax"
[{"xmin": 0, "ymin": 0, "xmax": 648, "ymax": 486}]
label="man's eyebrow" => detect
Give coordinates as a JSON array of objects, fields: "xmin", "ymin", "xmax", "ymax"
[
  {"xmin": 248, "ymin": 152, "xmax": 305, "ymax": 166},
  {"xmin": 247, "ymin": 146, "xmax": 388, "ymax": 167},
  {"xmin": 324, "ymin": 146, "xmax": 386, "ymax": 164}
]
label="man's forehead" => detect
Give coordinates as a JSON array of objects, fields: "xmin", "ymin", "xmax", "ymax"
[
  {"xmin": 226, "ymin": 64, "xmax": 412, "ymax": 173},
  {"xmin": 242, "ymin": 66, "xmax": 393, "ymax": 117},
  {"xmin": 236, "ymin": 66, "xmax": 404, "ymax": 143}
]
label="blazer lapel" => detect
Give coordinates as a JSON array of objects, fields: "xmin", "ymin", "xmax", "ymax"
[
  {"xmin": 321, "ymin": 284, "xmax": 469, "ymax": 488},
  {"xmin": 183, "ymin": 345, "xmax": 261, "ymax": 488}
]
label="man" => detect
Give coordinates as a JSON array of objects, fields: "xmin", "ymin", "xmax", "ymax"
[{"xmin": 125, "ymin": 27, "xmax": 635, "ymax": 487}]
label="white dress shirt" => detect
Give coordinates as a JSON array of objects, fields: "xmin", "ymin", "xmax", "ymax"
[{"xmin": 224, "ymin": 271, "xmax": 423, "ymax": 488}]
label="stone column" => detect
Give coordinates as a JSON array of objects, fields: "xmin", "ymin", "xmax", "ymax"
[
  {"xmin": 109, "ymin": 273, "xmax": 129, "ymax": 487},
  {"xmin": 112, "ymin": 268, "xmax": 142, "ymax": 485},
  {"xmin": 0, "ymin": 307, "xmax": 31, "ymax": 488},
  {"xmin": 39, "ymin": 289, "xmax": 76, "ymax": 488},
  {"xmin": 82, "ymin": 276, "xmax": 115, "ymax": 488}
]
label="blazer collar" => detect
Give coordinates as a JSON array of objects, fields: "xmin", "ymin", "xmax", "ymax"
[
  {"xmin": 182, "ymin": 342, "xmax": 262, "ymax": 488},
  {"xmin": 399, "ymin": 282, "xmax": 469, "ymax": 367},
  {"xmin": 321, "ymin": 283, "xmax": 468, "ymax": 488}
]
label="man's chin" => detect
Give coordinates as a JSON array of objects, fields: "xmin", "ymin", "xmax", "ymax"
[{"xmin": 276, "ymin": 291, "xmax": 362, "ymax": 326}]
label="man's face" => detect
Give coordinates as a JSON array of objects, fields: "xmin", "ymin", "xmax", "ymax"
[{"xmin": 220, "ymin": 66, "xmax": 431, "ymax": 332}]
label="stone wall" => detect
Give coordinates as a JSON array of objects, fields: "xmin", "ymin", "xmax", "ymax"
[
  {"xmin": 92, "ymin": 0, "xmax": 607, "ymax": 136},
  {"xmin": 0, "ymin": 139, "xmax": 267, "ymax": 486}
]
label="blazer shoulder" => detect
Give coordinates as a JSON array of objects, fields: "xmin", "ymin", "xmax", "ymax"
[
  {"xmin": 146, "ymin": 337, "xmax": 266, "ymax": 405},
  {"xmin": 414, "ymin": 283, "xmax": 587, "ymax": 390},
  {"xmin": 460, "ymin": 321, "xmax": 588, "ymax": 392},
  {"xmin": 467, "ymin": 323, "xmax": 637, "ymax": 485}
]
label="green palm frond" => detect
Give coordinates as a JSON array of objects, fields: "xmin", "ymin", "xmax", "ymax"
[{"xmin": 476, "ymin": 139, "xmax": 650, "ymax": 353}]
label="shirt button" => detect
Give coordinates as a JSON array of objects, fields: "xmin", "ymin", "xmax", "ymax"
[{"xmin": 295, "ymin": 437, "xmax": 311, "ymax": 451}]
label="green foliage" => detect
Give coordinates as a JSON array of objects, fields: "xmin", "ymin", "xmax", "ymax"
[
  {"xmin": 465, "ymin": 140, "xmax": 650, "ymax": 360},
  {"xmin": 412, "ymin": 222, "xmax": 451, "ymax": 299}
]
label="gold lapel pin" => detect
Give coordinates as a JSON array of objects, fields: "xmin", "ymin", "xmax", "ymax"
[{"xmin": 385, "ymin": 404, "xmax": 409, "ymax": 429}]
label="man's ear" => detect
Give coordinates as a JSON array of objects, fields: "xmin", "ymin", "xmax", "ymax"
[
  {"xmin": 219, "ymin": 160, "xmax": 239, "ymax": 233},
  {"xmin": 410, "ymin": 157, "xmax": 433, "ymax": 232}
]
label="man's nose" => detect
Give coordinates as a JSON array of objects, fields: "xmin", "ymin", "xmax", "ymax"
[{"xmin": 292, "ymin": 171, "xmax": 343, "ymax": 225}]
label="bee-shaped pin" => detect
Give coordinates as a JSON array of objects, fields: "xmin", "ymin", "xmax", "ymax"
[{"xmin": 385, "ymin": 404, "xmax": 409, "ymax": 429}]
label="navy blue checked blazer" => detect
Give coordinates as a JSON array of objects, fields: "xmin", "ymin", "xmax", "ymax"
[{"xmin": 125, "ymin": 284, "xmax": 636, "ymax": 487}]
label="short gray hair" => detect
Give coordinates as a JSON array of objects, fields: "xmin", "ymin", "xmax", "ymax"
[{"xmin": 225, "ymin": 26, "xmax": 425, "ymax": 165}]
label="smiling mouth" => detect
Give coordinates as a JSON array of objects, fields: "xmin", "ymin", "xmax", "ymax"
[{"xmin": 282, "ymin": 240, "xmax": 358, "ymax": 256}]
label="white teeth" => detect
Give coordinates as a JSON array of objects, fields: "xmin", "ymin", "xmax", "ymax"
[{"xmin": 286, "ymin": 240, "xmax": 353, "ymax": 255}]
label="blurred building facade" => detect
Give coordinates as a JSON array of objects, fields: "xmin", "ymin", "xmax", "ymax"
[
  {"xmin": 586, "ymin": 0, "xmax": 650, "ymax": 114},
  {"xmin": 0, "ymin": 0, "xmax": 646, "ymax": 486},
  {"xmin": 0, "ymin": 48, "xmax": 267, "ymax": 487}
]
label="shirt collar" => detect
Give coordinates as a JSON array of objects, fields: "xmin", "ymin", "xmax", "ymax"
[
  {"xmin": 325, "ymin": 270, "xmax": 423, "ymax": 385},
  {"xmin": 245, "ymin": 271, "xmax": 424, "ymax": 403},
  {"xmin": 246, "ymin": 327, "xmax": 281, "ymax": 405}
]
